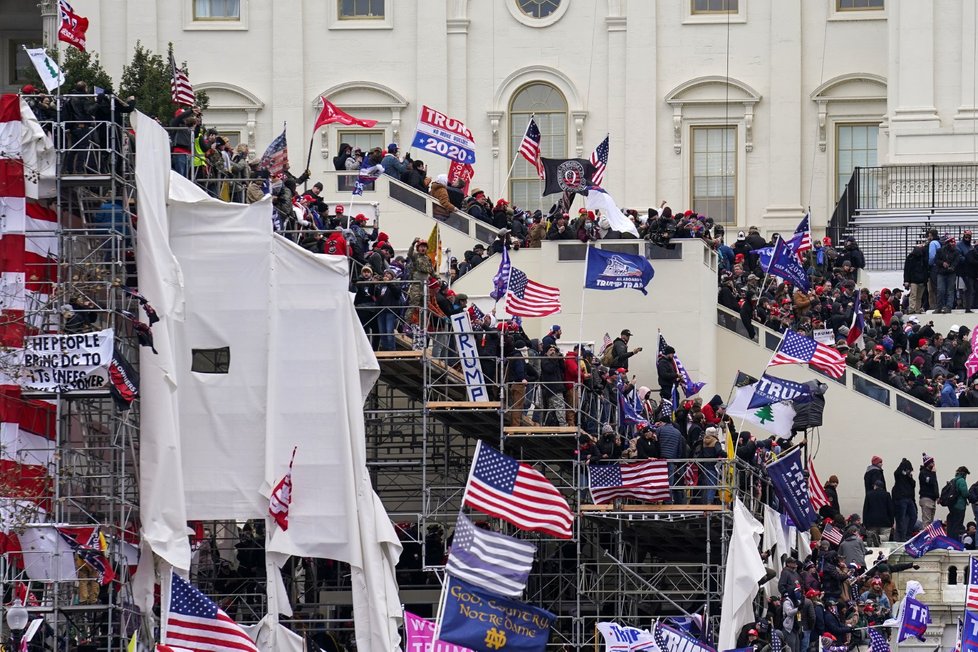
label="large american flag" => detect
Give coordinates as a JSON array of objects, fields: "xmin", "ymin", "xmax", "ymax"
[
  {"xmin": 462, "ymin": 441, "xmax": 573, "ymax": 539},
  {"xmin": 445, "ymin": 514, "xmax": 536, "ymax": 598},
  {"xmin": 169, "ymin": 52, "xmax": 195, "ymax": 107},
  {"xmin": 506, "ymin": 268, "xmax": 561, "ymax": 318},
  {"xmin": 808, "ymin": 458, "xmax": 831, "ymax": 512},
  {"xmin": 259, "ymin": 128, "xmax": 288, "ymax": 179},
  {"xmin": 165, "ymin": 573, "xmax": 258, "ymax": 652},
  {"xmin": 770, "ymin": 329, "xmax": 846, "ymax": 378},
  {"xmin": 589, "ymin": 460, "xmax": 670, "ymax": 504},
  {"xmin": 589, "ymin": 135, "xmax": 609, "ymax": 187},
  {"xmin": 518, "ymin": 116, "xmax": 544, "ymax": 179},
  {"xmin": 868, "ymin": 627, "xmax": 891, "ymax": 652},
  {"xmin": 967, "ymin": 556, "xmax": 978, "ymax": 611}
]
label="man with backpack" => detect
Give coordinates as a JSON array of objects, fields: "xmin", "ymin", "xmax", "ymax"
[
  {"xmin": 610, "ymin": 329, "xmax": 643, "ymax": 372},
  {"xmin": 941, "ymin": 466, "xmax": 971, "ymax": 538}
]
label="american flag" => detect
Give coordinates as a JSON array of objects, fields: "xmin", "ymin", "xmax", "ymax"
[
  {"xmin": 653, "ymin": 622, "xmax": 670, "ymax": 652},
  {"xmin": 868, "ymin": 627, "xmax": 891, "ymax": 652},
  {"xmin": 259, "ymin": 128, "xmax": 288, "ymax": 179},
  {"xmin": 808, "ymin": 458, "xmax": 831, "ymax": 512},
  {"xmin": 469, "ymin": 304, "xmax": 485, "ymax": 323},
  {"xmin": 169, "ymin": 52, "xmax": 195, "ymax": 107},
  {"xmin": 589, "ymin": 460, "xmax": 671, "ymax": 505},
  {"xmin": 589, "ymin": 135, "xmax": 609, "ymax": 187},
  {"xmin": 770, "ymin": 329, "xmax": 846, "ymax": 378},
  {"xmin": 445, "ymin": 514, "xmax": 536, "ymax": 598},
  {"xmin": 165, "ymin": 572, "xmax": 258, "ymax": 652},
  {"xmin": 821, "ymin": 523, "xmax": 843, "ymax": 546},
  {"xmin": 462, "ymin": 441, "xmax": 573, "ymax": 539},
  {"xmin": 793, "ymin": 213, "xmax": 812, "ymax": 259},
  {"xmin": 602, "ymin": 332, "xmax": 612, "ymax": 353},
  {"xmin": 966, "ymin": 556, "xmax": 978, "ymax": 611},
  {"xmin": 505, "ymin": 268, "xmax": 561, "ymax": 318},
  {"xmin": 770, "ymin": 630, "xmax": 784, "ymax": 652},
  {"xmin": 518, "ymin": 116, "xmax": 544, "ymax": 179},
  {"xmin": 268, "ymin": 446, "xmax": 296, "ymax": 531}
]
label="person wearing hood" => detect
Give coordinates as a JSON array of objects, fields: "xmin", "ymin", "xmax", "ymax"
[
  {"xmin": 864, "ymin": 456, "xmax": 885, "ymax": 494},
  {"xmin": 918, "ymin": 454, "xmax": 939, "ymax": 525},
  {"xmin": 838, "ymin": 526, "xmax": 867, "ymax": 568},
  {"xmin": 696, "ymin": 427, "xmax": 725, "ymax": 504},
  {"xmin": 824, "ymin": 475, "xmax": 841, "ymax": 516},
  {"xmin": 892, "ymin": 458, "xmax": 918, "ymax": 541},
  {"xmin": 702, "ymin": 394, "xmax": 725, "ymax": 425},
  {"xmin": 429, "ymin": 174, "xmax": 456, "ymax": 218},
  {"xmin": 948, "ymin": 466, "xmax": 971, "ymax": 538}
]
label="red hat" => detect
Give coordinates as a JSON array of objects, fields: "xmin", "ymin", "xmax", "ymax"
[
  {"xmin": 354, "ymin": 213, "xmax": 368, "ymax": 223},
  {"xmin": 872, "ymin": 455, "xmax": 883, "ymax": 465},
  {"xmin": 823, "ymin": 236, "xmax": 832, "ymax": 246},
  {"xmin": 496, "ymin": 198, "xmax": 509, "ymax": 207},
  {"xmin": 735, "ymin": 253, "xmax": 745, "ymax": 263},
  {"xmin": 587, "ymin": 211, "xmax": 595, "ymax": 219},
  {"xmin": 918, "ymin": 338, "xmax": 928, "ymax": 347},
  {"xmin": 377, "ymin": 231, "xmax": 389, "ymax": 242},
  {"xmin": 805, "ymin": 589, "xmax": 821, "ymax": 598},
  {"xmin": 748, "ymin": 630, "xmax": 759, "ymax": 636},
  {"xmin": 684, "ymin": 210, "xmax": 693, "ymax": 217},
  {"xmin": 335, "ymin": 205, "xmax": 345, "ymax": 214},
  {"xmin": 21, "ymin": 84, "xmax": 37, "ymax": 94},
  {"xmin": 616, "ymin": 367, "xmax": 627, "ymax": 374},
  {"xmin": 874, "ymin": 345, "xmax": 884, "ymax": 352},
  {"xmin": 815, "ymin": 286, "xmax": 824, "ymax": 296}
]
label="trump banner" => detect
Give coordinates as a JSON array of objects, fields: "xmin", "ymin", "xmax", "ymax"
[
  {"xmin": 448, "ymin": 160, "xmax": 475, "ymax": 195},
  {"xmin": 962, "ymin": 610, "xmax": 978, "ymax": 652},
  {"xmin": 450, "ymin": 311, "xmax": 489, "ymax": 402},
  {"xmin": 898, "ymin": 596, "xmax": 931, "ymax": 642},
  {"xmin": 584, "ymin": 247, "xmax": 655, "ymax": 295},
  {"xmin": 746, "ymin": 373, "xmax": 814, "ymax": 409},
  {"xmin": 596, "ymin": 622, "xmax": 657, "ymax": 651},
  {"xmin": 437, "ymin": 577, "xmax": 554, "ymax": 652},
  {"xmin": 412, "ymin": 105, "xmax": 476, "ymax": 164},
  {"xmin": 403, "ymin": 611, "xmax": 473, "ymax": 652},
  {"xmin": 765, "ymin": 447, "xmax": 816, "ymax": 531}
]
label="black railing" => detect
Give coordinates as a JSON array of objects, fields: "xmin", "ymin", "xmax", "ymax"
[{"xmin": 834, "ymin": 164, "xmax": 978, "ymax": 215}]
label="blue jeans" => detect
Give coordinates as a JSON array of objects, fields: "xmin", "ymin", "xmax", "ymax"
[
  {"xmin": 894, "ymin": 498, "xmax": 917, "ymax": 541},
  {"xmin": 376, "ymin": 310, "xmax": 396, "ymax": 351},
  {"xmin": 699, "ymin": 466, "xmax": 718, "ymax": 504},
  {"xmin": 668, "ymin": 462, "xmax": 684, "ymax": 504},
  {"xmin": 171, "ymin": 152, "xmax": 191, "ymax": 178},
  {"xmin": 937, "ymin": 273, "xmax": 956, "ymax": 310}
]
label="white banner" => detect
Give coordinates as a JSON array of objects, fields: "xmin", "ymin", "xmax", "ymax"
[
  {"xmin": 450, "ymin": 312, "xmax": 489, "ymax": 402},
  {"xmin": 813, "ymin": 328, "xmax": 834, "ymax": 345},
  {"xmin": 20, "ymin": 328, "xmax": 113, "ymax": 391},
  {"xmin": 596, "ymin": 622, "xmax": 657, "ymax": 651}
]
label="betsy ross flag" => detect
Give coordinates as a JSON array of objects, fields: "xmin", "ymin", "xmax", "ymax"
[
  {"xmin": 259, "ymin": 127, "xmax": 288, "ymax": 179},
  {"xmin": 966, "ymin": 556, "xmax": 978, "ymax": 611},
  {"xmin": 165, "ymin": 573, "xmax": 258, "ymax": 652},
  {"xmin": 588, "ymin": 460, "xmax": 671, "ymax": 504},
  {"xmin": 589, "ymin": 135, "xmax": 609, "ymax": 187},
  {"xmin": 313, "ymin": 97, "xmax": 377, "ymax": 131},
  {"xmin": 506, "ymin": 268, "xmax": 561, "ymax": 318},
  {"xmin": 770, "ymin": 329, "xmax": 847, "ymax": 379},
  {"xmin": 808, "ymin": 458, "xmax": 831, "ymax": 512},
  {"xmin": 821, "ymin": 523, "xmax": 844, "ymax": 546},
  {"xmin": 462, "ymin": 441, "xmax": 573, "ymax": 539},
  {"xmin": 169, "ymin": 52, "xmax": 195, "ymax": 107},
  {"xmin": 445, "ymin": 514, "xmax": 536, "ymax": 598},
  {"xmin": 58, "ymin": 0, "xmax": 88, "ymax": 51},
  {"xmin": 269, "ymin": 446, "xmax": 297, "ymax": 530},
  {"xmin": 518, "ymin": 116, "xmax": 544, "ymax": 180}
]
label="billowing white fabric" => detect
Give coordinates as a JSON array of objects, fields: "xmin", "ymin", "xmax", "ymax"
[
  {"xmin": 18, "ymin": 526, "xmax": 77, "ymax": 581},
  {"xmin": 718, "ymin": 499, "xmax": 766, "ymax": 652},
  {"xmin": 133, "ymin": 111, "xmax": 402, "ymax": 651},
  {"xmin": 585, "ymin": 187, "xmax": 640, "ymax": 237},
  {"xmin": 18, "ymin": 99, "xmax": 55, "ymax": 199},
  {"xmin": 242, "ymin": 615, "xmax": 304, "ymax": 652},
  {"xmin": 762, "ymin": 504, "xmax": 788, "ymax": 599}
]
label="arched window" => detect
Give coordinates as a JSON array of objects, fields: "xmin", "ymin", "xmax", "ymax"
[{"xmin": 509, "ymin": 83, "xmax": 567, "ymax": 211}]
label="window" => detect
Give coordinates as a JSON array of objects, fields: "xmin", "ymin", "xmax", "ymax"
[
  {"xmin": 692, "ymin": 0, "xmax": 738, "ymax": 13},
  {"xmin": 191, "ymin": 347, "xmax": 231, "ymax": 374},
  {"xmin": 517, "ymin": 0, "xmax": 562, "ymax": 18},
  {"xmin": 339, "ymin": 0, "xmax": 385, "ymax": 19},
  {"xmin": 836, "ymin": 0, "xmax": 883, "ymax": 10},
  {"xmin": 836, "ymin": 123, "xmax": 878, "ymax": 201},
  {"xmin": 194, "ymin": 0, "xmax": 240, "ymax": 19},
  {"xmin": 691, "ymin": 126, "xmax": 736, "ymax": 223},
  {"xmin": 6, "ymin": 37, "xmax": 43, "ymax": 87},
  {"xmin": 509, "ymin": 83, "xmax": 567, "ymax": 212},
  {"xmin": 337, "ymin": 129, "xmax": 383, "ymax": 191}
]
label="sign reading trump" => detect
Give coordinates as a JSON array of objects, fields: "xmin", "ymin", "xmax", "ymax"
[{"xmin": 412, "ymin": 105, "xmax": 476, "ymax": 164}]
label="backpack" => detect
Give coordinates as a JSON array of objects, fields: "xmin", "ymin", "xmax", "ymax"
[
  {"xmin": 968, "ymin": 481, "xmax": 978, "ymax": 505},
  {"xmin": 939, "ymin": 479, "xmax": 958, "ymax": 507},
  {"xmin": 600, "ymin": 345, "xmax": 615, "ymax": 367}
]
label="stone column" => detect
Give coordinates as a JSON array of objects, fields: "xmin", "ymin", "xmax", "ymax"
[
  {"xmin": 605, "ymin": 0, "xmax": 626, "ymax": 198},
  {"xmin": 39, "ymin": 0, "xmax": 59, "ymax": 50},
  {"xmin": 270, "ymin": 0, "xmax": 305, "ymax": 171},
  {"xmin": 446, "ymin": 0, "xmax": 469, "ymax": 124},
  {"xmin": 955, "ymin": 0, "xmax": 978, "ymax": 123},
  {"xmin": 888, "ymin": 0, "xmax": 939, "ymax": 128}
]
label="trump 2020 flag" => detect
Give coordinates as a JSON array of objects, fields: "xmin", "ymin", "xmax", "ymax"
[
  {"xmin": 746, "ymin": 373, "xmax": 814, "ymax": 409},
  {"xmin": 898, "ymin": 596, "xmax": 931, "ymax": 642},
  {"xmin": 765, "ymin": 447, "xmax": 816, "ymax": 531},
  {"xmin": 584, "ymin": 246, "xmax": 654, "ymax": 294},
  {"xmin": 437, "ymin": 577, "xmax": 554, "ymax": 652},
  {"xmin": 596, "ymin": 622, "xmax": 657, "ymax": 651},
  {"xmin": 445, "ymin": 514, "xmax": 536, "ymax": 598},
  {"xmin": 768, "ymin": 235, "xmax": 810, "ymax": 292},
  {"xmin": 962, "ymin": 610, "xmax": 978, "ymax": 652}
]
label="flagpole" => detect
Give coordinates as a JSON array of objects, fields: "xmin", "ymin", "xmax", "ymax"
[
  {"xmin": 576, "ymin": 245, "xmax": 590, "ymax": 435},
  {"xmin": 501, "ymin": 114, "xmax": 535, "ymax": 196}
]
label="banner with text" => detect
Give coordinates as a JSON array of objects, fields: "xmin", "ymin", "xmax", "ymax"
[
  {"xmin": 403, "ymin": 611, "xmax": 473, "ymax": 652},
  {"xmin": 437, "ymin": 577, "xmax": 554, "ymax": 652},
  {"xmin": 13, "ymin": 329, "xmax": 114, "ymax": 391},
  {"xmin": 448, "ymin": 161, "xmax": 475, "ymax": 195},
  {"xmin": 412, "ymin": 105, "xmax": 477, "ymax": 164},
  {"xmin": 765, "ymin": 447, "xmax": 817, "ymax": 531},
  {"xmin": 451, "ymin": 312, "xmax": 489, "ymax": 402}
]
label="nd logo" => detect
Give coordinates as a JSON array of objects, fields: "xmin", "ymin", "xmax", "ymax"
[{"xmin": 485, "ymin": 626, "xmax": 507, "ymax": 649}]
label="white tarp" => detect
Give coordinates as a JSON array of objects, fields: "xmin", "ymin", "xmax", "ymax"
[
  {"xmin": 718, "ymin": 499, "xmax": 766, "ymax": 652},
  {"xmin": 18, "ymin": 525, "xmax": 77, "ymax": 582},
  {"xmin": 133, "ymin": 111, "xmax": 402, "ymax": 652}
]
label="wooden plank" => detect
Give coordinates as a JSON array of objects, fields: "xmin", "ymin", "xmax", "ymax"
[
  {"xmin": 375, "ymin": 350, "xmax": 423, "ymax": 360},
  {"xmin": 503, "ymin": 426, "xmax": 579, "ymax": 435},
  {"xmin": 580, "ymin": 504, "xmax": 725, "ymax": 513},
  {"xmin": 427, "ymin": 401, "xmax": 502, "ymax": 410}
]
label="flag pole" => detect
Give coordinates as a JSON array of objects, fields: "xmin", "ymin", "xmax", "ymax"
[
  {"xmin": 576, "ymin": 245, "xmax": 591, "ymax": 434},
  {"xmin": 501, "ymin": 114, "xmax": 535, "ymax": 196}
]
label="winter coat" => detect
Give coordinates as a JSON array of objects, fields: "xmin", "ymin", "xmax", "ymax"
[
  {"xmin": 656, "ymin": 423, "xmax": 686, "ymax": 459},
  {"xmin": 429, "ymin": 182, "xmax": 456, "ymax": 217},
  {"xmin": 891, "ymin": 459, "xmax": 916, "ymax": 501},
  {"xmin": 863, "ymin": 464, "xmax": 885, "ymax": 493},
  {"xmin": 919, "ymin": 466, "xmax": 938, "ymax": 500},
  {"xmin": 656, "ymin": 356, "xmax": 680, "ymax": 393},
  {"xmin": 953, "ymin": 473, "xmax": 970, "ymax": 511},
  {"xmin": 636, "ymin": 436, "xmax": 660, "ymax": 460},
  {"xmin": 936, "ymin": 244, "xmax": 963, "ymax": 276},
  {"xmin": 837, "ymin": 534, "xmax": 867, "ymax": 567},
  {"xmin": 862, "ymin": 487, "xmax": 894, "ymax": 528},
  {"xmin": 611, "ymin": 337, "xmax": 637, "ymax": 370},
  {"xmin": 527, "ymin": 222, "xmax": 547, "ymax": 248},
  {"xmin": 540, "ymin": 355, "xmax": 566, "ymax": 398}
]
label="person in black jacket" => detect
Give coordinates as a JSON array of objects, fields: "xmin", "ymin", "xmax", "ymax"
[
  {"xmin": 891, "ymin": 458, "xmax": 917, "ymax": 541},
  {"xmin": 169, "ymin": 106, "xmax": 200, "ymax": 178},
  {"xmin": 740, "ymin": 291, "xmax": 757, "ymax": 340},
  {"xmin": 864, "ymin": 456, "xmax": 885, "ymax": 494},
  {"xmin": 839, "ymin": 238, "xmax": 866, "ymax": 269},
  {"xmin": 863, "ymin": 480, "xmax": 894, "ymax": 542},
  {"xmin": 635, "ymin": 424, "xmax": 660, "ymax": 460},
  {"xmin": 824, "ymin": 475, "xmax": 841, "ymax": 516},
  {"xmin": 401, "ymin": 159, "xmax": 429, "ymax": 193},
  {"xmin": 611, "ymin": 329, "xmax": 643, "ymax": 371},
  {"xmin": 656, "ymin": 345, "xmax": 679, "ymax": 399},
  {"xmin": 919, "ymin": 453, "xmax": 939, "ymax": 525},
  {"xmin": 333, "ymin": 143, "xmax": 352, "ymax": 170},
  {"xmin": 935, "ymin": 236, "xmax": 963, "ymax": 313}
]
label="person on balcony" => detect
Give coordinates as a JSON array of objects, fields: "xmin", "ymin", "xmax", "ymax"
[
  {"xmin": 401, "ymin": 159, "xmax": 429, "ymax": 193},
  {"xmin": 695, "ymin": 427, "xmax": 724, "ymax": 505},
  {"xmin": 862, "ymin": 480, "xmax": 894, "ymax": 543},
  {"xmin": 381, "ymin": 143, "xmax": 409, "ymax": 178},
  {"xmin": 918, "ymin": 454, "xmax": 939, "ymax": 526},
  {"xmin": 934, "ymin": 235, "xmax": 962, "ymax": 313},
  {"xmin": 429, "ymin": 174, "xmax": 457, "ymax": 219},
  {"xmin": 466, "ymin": 189, "xmax": 493, "ymax": 223},
  {"xmin": 958, "ymin": 230, "xmax": 978, "ymax": 313},
  {"xmin": 333, "ymin": 143, "xmax": 353, "ymax": 170},
  {"xmin": 891, "ymin": 458, "xmax": 917, "ymax": 541},
  {"xmin": 947, "ymin": 466, "xmax": 970, "ymax": 538}
]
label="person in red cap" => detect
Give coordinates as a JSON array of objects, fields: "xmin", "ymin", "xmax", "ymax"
[{"xmin": 864, "ymin": 455, "xmax": 885, "ymax": 494}]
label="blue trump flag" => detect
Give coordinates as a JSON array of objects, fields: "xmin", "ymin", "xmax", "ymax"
[
  {"xmin": 963, "ymin": 610, "xmax": 978, "ymax": 652},
  {"xmin": 438, "ymin": 577, "xmax": 555, "ymax": 652},
  {"xmin": 903, "ymin": 521, "xmax": 964, "ymax": 558},
  {"xmin": 767, "ymin": 236, "xmax": 810, "ymax": 292},
  {"xmin": 898, "ymin": 596, "xmax": 931, "ymax": 642},
  {"xmin": 491, "ymin": 246, "xmax": 512, "ymax": 301},
  {"xmin": 746, "ymin": 373, "xmax": 814, "ymax": 409},
  {"xmin": 584, "ymin": 246, "xmax": 655, "ymax": 295},
  {"xmin": 765, "ymin": 447, "xmax": 817, "ymax": 531}
]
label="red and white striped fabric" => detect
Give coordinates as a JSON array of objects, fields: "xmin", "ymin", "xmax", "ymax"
[
  {"xmin": 268, "ymin": 447, "xmax": 297, "ymax": 531},
  {"xmin": 808, "ymin": 458, "xmax": 831, "ymax": 512}
]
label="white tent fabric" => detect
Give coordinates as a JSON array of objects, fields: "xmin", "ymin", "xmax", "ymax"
[
  {"xmin": 718, "ymin": 499, "xmax": 766, "ymax": 652},
  {"xmin": 133, "ymin": 111, "xmax": 401, "ymax": 652},
  {"xmin": 762, "ymin": 504, "xmax": 788, "ymax": 599},
  {"xmin": 18, "ymin": 526, "xmax": 77, "ymax": 581},
  {"xmin": 242, "ymin": 616, "xmax": 305, "ymax": 652}
]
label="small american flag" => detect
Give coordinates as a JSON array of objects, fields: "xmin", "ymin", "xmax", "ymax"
[
  {"xmin": 518, "ymin": 116, "xmax": 544, "ymax": 179},
  {"xmin": 821, "ymin": 523, "xmax": 843, "ymax": 546},
  {"xmin": 770, "ymin": 630, "xmax": 784, "ymax": 652},
  {"xmin": 445, "ymin": 514, "xmax": 536, "ymax": 598},
  {"xmin": 469, "ymin": 304, "xmax": 485, "ymax": 322},
  {"xmin": 169, "ymin": 52, "xmax": 195, "ymax": 107},
  {"xmin": 268, "ymin": 446, "xmax": 296, "ymax": 530},
  {"xmin": 506, "ymin": 268, "xmax": 561, "ymax": 318},
  {"xmin": 165, "ymin": 573, "xmax": 258, "ymax": 652},
  {"xmin": 259, "ymin": 128, "xmax": 288, "ymax": 179},
  {"xmin": 770, "ymin": 329, "xmax": 846, "ymax": 378},
  {"xmin": 589, "ymin": 460, "xmax": 671, "ymax": 504},
  {"xmin": 589, "ymin": 135, "xmax": 609, "ymax": 187},
  {"xmin": 868, "ymin": 627, "xmax": 891, "ymax": 652},
  {"xmin": 601, "ymin": 332, "xmax": 612, "ymax": 353},
  {"xmin": 462, "ymin": 441, "xmax": 573, "ymax": 539},
  {"xmin": 793, "ymin": 213, "xmax": 812, "ymax": 259},
  {"xmin": 808, "ymin": 458, "xmax": 831, "ymax": 512},
  {"xmin": 967, "ymin": 556, "xmax": 978, "ymax": 611}
]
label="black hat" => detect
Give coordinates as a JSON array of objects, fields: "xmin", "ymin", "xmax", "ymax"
[
  {"xmin": 663, "ymin": 346, "xmax": 676, "ymax": 355},
  {"xmin": 959, "ymin": 466, "xmax": 971, "ymax": 475},
  {"xmin": 621, "ymin": 329, "xmax": 633, "ymax": 337}
]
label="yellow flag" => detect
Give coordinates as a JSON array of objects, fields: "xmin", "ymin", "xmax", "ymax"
[
  {"xmin": 427, "ymin": 223, "xmax": 442, "ymax": 271},
  {"xmin": 127, "ymin": 632, "xmax": 137, "ymax": 652},
  {"xmin": 721, "ymin": 426, "xmax": 736, "ymax": 504}
]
